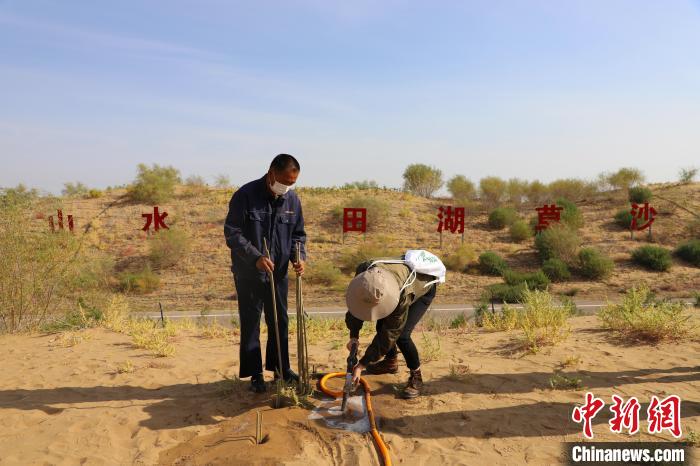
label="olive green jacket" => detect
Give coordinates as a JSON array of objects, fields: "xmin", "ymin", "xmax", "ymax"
[{"xmin": 345, "ymin": 258, "xmax": 436, "ymax": 366}]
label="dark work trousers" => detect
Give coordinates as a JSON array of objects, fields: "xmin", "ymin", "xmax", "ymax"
[
  {"xmin": 376, "ymin": 284, "xmax": 437, "ymax": 370},
  {"xmin": 234, "ymin": 274, "xmax": 290, "ymax": 378}
]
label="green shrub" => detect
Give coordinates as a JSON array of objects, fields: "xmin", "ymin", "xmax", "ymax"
[
  {"xmin": 534, "ymin": 225, "xmax": 581, "ymax": 264},
  {"xmin": 509, "ymin": 220, "xmax": 532, "ymax": 242},
  {"xmin": 502, "ymin": 269, "xmax": 550, "ymax": 291},
  {"xmin": 542, "ymin": 258, "xmax": 571, "ymax": 282},
  {"xmin": 342, "ymin": 180, "xmax": 379, "ymax": 190},
  {"xmin": 485, "ymin": 283, "xmax": 526, "ymax": 303},
  {"xmin": 62, "ymin": 182, "xmax": 89, "ymax": 197},
  {"xmin": 631, "ymin": 245, "xmax": 672, "ymax": 272},
  {"xmin": 598, "ymin": 286, "xmax": 692, "ymax": 342},
  {"xmin": 516, "ymin": 288, "xmax": 572, "ymax": 352},
  {"xmin": 331, "ymin": 195, "xmax": 390, "ymax": 232},
  {"xmin": 628, "ymin": 186, "xmax": 653, "ymax": 203},
  {"xmin": 478, "ymin": 251, "xmax": 508, "ymax": 276},
  {"xmin": 548, "ymin": 179, "xmax": 597, "ymax": 201},
  {"xmin": 148, "ymin": 229, "xmax": 192, "ymax": 269},
  {"xmin": 118, "ymin": 264, "xmax": 160, "ymax": 294},
  {"xmin": 339, "ymin": 241, "xmax": 400, "ymax": 273},
  {"xmin": 1, "ymin": 202, "xmax": 85, "ymax": 333},
  {"xmin": 578, "ymin": 247, "xmax": 614, "ymax": 279},
  {"xmin": 87, "ymin": 189, "xmax": 103, "ymax": 198},
  {"xmin": 614, "ymin": 209, "xmax": 633, "ymax": 229},
  {"xmin": 306, "ymin": 260, "xmax": 346, "ymax": 290},
  {"xmin": 443, "ymin": 244, "xmax": 477, "ymax": 272},
  {"xmin": 488, "ymin": 207, "xmax": 518, "ymax": 229},
  {"xmin": 526, "ymin": 180, "xmax": 547, "ymax": 205},
  {"xmin": 127, "ymin": 163, "xmax": 181, "ymax": 204},
  {"xmin": 556, "ymin": 198, "xmax": 584, "ymax": 230},
  {"xmin": 506, "ymin": 178, "xmax": 528, "ymax": 206},
  {"xmin": 675, "ymin": 239, "xmax": 700, "ymax": 267}
]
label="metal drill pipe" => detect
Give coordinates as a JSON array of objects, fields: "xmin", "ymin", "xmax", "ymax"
[{"xmin": 263, "ymin": 238, "xmax": 284, "ymax": 382}]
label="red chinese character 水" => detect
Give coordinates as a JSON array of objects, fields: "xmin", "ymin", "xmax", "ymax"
[
  {"xmin": 630, "ymin": 202, "xmax": 657, "ymax": 231},
  {"xmin": 142, "ymin": 206, "xmax": 169, "ymax": 232},
  {"xmin": 343, "ymin": 208, "xmax": 367, "ymax": 233},
  {"xmin": 572, "ymin": 392, "xmax": 605, "ymax": 439},
  {"xmin": 437, "ymin": 206, "xmax": 465, "ymax": 234},
  {"xmin": 647, "ymin": 395, "xmax": 682, "ymax": 438},
  {"xmin": 535, "ymin": 204, "xmax": 563, "ymax": 232},
  {"xmin": 609, "ymin": 395, "xmax": 641, "ymax": 435}
]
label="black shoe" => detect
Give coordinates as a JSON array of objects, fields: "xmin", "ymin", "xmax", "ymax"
[
  {"xmin": 250, "ymin": 374, "xmax": 266, "ymax": 393},
  {"xmin": 274, "ymin": 369, "xmax": 299, "ymax": 383}
]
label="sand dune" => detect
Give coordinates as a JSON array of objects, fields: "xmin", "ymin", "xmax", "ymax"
[{"xmin": 0, "ymin": 316, "xmax": 698, "ymax": 465}]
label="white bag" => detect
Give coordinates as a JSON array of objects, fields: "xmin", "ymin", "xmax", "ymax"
[{"xmin": 404, "ymin": 250, "xmax": 446, "ymax": 284}]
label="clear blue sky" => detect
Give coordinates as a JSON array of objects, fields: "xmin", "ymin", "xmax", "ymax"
[{"xmin": 1, "ymin": 0, "xmax": 699, "ymax": 194}]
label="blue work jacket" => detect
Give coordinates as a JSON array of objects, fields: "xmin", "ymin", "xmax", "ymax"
[{"xmin": 224, "ymin": 175, "xmax": 307, "ymax": 281}]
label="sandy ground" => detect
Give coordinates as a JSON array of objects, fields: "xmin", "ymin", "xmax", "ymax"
[{"xmin": 0, "ymin": 315, "xmax": 699, "ymax": 465}]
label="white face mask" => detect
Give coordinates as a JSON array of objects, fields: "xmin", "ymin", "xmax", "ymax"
[{"xmin": 270, "ymin": 173, "xmax": 294, "ymax": 196}]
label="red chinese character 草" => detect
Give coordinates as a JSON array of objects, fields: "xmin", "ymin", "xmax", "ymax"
[
  {"xmin": 437, "ymin": 206, "xmax": 465, "ymax": 234},
  {"xmin": 48, "ymin": 209, "xmax": 74, "ymax": 233},
  {"xmin": 343, "ymin": 208, "xmax": 367, "ymax": 233},
  {"xmin": 535, "ymin": 204, "xmax": 563, "ymax": 232},
  {"xmin": 572, "ymin": 392, "xmax": 605, "ymax": 439},
  {"xmin": 142, "ymin": 206, "xmax": 169, "ymax": 232},
  {"xmin": 630, "ymin": 202, "xmax": 657, "ymax": 231},
  {"xmin": 609, "ymin": 395, "xmax": 641, "ymax": 435},
  {"xmin": 647, "ymin": 395, "xmax": 682, "ymax": 438}
]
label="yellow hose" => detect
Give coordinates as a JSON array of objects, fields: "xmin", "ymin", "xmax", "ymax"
[{"xmin": 318, "ymin": 372, "xmax": 392, "ymax": 466}]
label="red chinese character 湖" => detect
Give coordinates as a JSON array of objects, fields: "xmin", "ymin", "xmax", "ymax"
[
  {"xmin": 630, "ymin": 202, "xmax": 657, "ymax": 231},
  {"xmin": 535, "ymin": 204, "xmax": 563, "ymax": 232},
  {"xmin": 572, "ymin": 392, "xmax": 605, "ymax": 439},
  {"xmin": 647, "ymin": 395, "xmax": 682, "ymax": 438},
  {"xmin": 437, "ymin": 206, "xmax": 465, "ymax": 234},
  {"xmin": 343, "ymin": 208, "xmax": 367, "ymax": 233},
  {"xmin": 142, "ymin": 206, "xmax": 169, "ymax": 232},
  {"xmin": 609, "ymin": 395, "xmax": 641, "ymax": 435}
]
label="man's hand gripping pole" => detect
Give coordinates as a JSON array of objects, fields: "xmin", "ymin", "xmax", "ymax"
[{"xmin": 341, "ymin": 340, "xmax": 359, "ymax": 413}]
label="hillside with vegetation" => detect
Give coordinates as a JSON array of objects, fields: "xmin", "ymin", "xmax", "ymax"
[{"xmin": 1, "ymin": 165, "xmax": 699, "ymax": 329}]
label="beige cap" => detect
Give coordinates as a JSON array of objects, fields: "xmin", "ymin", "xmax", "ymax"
[{"xmin": 345, "ymin": 267, "xmax": 400, "ymax": 321}]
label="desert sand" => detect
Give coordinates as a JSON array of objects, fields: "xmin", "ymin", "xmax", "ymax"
[{"xmin": 0, "ymin": 315, "xmax": 698, "ymax": 465}]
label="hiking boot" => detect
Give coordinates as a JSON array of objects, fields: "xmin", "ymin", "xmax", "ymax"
[
  {"xmin": 274, "ymin": 369, "xmax": 299, "ymax": 384},
  {"xmin": 250, "ymin": 374, "xmax": 266, "ymax": 393},
  {"xmin": 402, "ymin": 369, "xmax": 423, "ymax": 399},
  {"xmin": 365, "ymin": 355, "xmax": 399, "ymax": 375}
]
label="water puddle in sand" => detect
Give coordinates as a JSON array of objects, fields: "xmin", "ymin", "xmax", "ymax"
[{"xmin": 308, "ymin": 396, "xmax": 371, "ymax": 433}]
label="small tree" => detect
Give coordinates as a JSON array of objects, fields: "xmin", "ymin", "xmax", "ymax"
[
  {"xmin": 506, "ymin": 178, "xmax": 528, "ymax": 206},
  {"xmin": 678, "ymin": 167, "xmax": 697, "ymax": 184},
  {"xmin": 402, "ymin": 164, "xmax": 443, "ymax": 198},
  {"xmin": 62, "ymin": 182, "xmax": 89, "ymax": 197},
  {"xmin": 128, "ymin": 164, "xmax": 181, "ymax": 204},
  {"xmin": 479, "ymin": 176, "xmax": 507, "ymax": 207},
  {"xmin": 604, "ymin": 167, "xmax": 645, "ymax": 193},
  {"xmin": 214, "ymin": 174, "xmax": 232, "ymax": 188},
  {"xmin": 446, "ymin": 175, "xmax": 476, "ymax": 201},
  {"xmin": 526, "ymin": 180, "xmax": 547, "ymax": 205}
]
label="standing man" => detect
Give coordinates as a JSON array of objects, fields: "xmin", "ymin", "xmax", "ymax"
[{"xmin": 224, "ymin": 154, "xmax": 306, "ymax": 393}]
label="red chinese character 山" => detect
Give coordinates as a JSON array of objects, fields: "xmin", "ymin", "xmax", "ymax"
[
  {"xmin": 535, "ymin": 204, "xmax": 563, "ymax": 232},
  {"xmin": 142, "ymin": 206, "xmax": 169, "ymax": 232},
  {"xmin": 609, "ymin": 395, "xmax": 641, "ymax": 435},
  {"xmin": 572, "ymin": 392, "xmax": 606, "ymax": 439},
  {"xmin": 437, "ymin": 206, "xmax": 465, "ymax": 234},
  {"xmin": 647, "ymin": 395, "xmax": 682, "ymax": 438},
  {"xmin": 343, "ymin": 208, "xmax": 367, "ymax": 233},
  {"xmin": 630, "ymin": 202, "xmax": 657, "ymax": 231}
]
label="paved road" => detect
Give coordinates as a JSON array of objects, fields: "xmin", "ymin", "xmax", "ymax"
[{"xmin": 133, "ymin": 299, "xmax": 697, "ymax": 327}]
